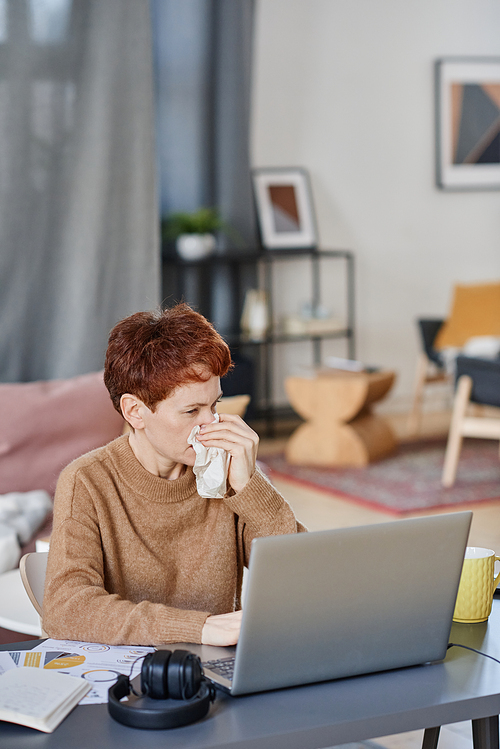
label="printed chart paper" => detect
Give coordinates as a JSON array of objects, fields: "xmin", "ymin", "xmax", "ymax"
[{"xmin": 7, "ymin": 639, "xmax": 154, "ymax": 704}]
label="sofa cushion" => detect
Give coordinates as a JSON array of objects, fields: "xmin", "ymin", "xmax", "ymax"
[{"xmin": 0, "ymin": 371, "xmax": 124, "ymax": 496}]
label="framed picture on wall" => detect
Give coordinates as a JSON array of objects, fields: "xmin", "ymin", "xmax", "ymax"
[
  {"xmin": 252, "ymin": 167, "xmax": 318, "ymax": 249},
  {"xmin": 435, "ymin": 57, "xmax": 500, "ymax": 190}
]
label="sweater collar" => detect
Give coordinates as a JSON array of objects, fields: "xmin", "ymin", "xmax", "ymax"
[{"xmin": 109, "ymin": 434, "xmax": 198, "ymax": 503}]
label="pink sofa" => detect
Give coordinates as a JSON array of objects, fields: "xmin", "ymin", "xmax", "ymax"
[
  {"xmin": 0, "ymin": 371, "xmax": 124, "ymax": 643},
  {"xmin": 0, "ymin": 370, "xmax": 124, "ymax": 501}
]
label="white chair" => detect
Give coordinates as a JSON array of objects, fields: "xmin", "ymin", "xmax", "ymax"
[
  {"xmin": 442, "ymin": 356, "xmax": 500, "ymax": 487},
  {"xmin": 19, "ymin": 552, "xmax": 48, "ymax": 635},
  {"xmin": 407, "ymin": 319, "xmax": 450, "ymax": 437}
]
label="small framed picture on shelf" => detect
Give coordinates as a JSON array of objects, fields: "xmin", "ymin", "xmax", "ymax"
[
  {"xmin": 435, "ymin": 57, "xmax": 500, "ymax": 190},
  {"xmin": 252, "ymin": 167, "xmax": 318, "ymax": 249}
]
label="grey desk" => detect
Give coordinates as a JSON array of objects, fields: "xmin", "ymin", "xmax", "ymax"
[{"xmin": 1, "ymin": 600, "xmax": 500, "ymax": 749}]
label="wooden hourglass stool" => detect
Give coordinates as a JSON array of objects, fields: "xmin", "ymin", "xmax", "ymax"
[{"xmin": 285, "ymin": 369, "xmax": 397, "ymax": 467}]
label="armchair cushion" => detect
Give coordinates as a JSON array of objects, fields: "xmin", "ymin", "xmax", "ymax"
[
  {"xmin": 434, "ymin": 282, "xmax": 500, "ymax": 350},
  {"xmin": 0, "ymin": 371, "xmax": 124, "ymax": 496}
]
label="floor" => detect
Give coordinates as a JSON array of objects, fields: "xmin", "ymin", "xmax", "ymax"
[{"xmin": 255, "ymin": 408, "xmax": 500, "ymax": 749}]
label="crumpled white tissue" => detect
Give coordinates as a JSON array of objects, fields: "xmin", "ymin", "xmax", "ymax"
[{"xmin": 188, "ymin": 414, "xmax": 229, "ymax": 499}]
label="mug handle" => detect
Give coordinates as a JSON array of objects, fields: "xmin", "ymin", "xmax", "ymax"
[{"xmin": 494, "ymin": 556, "xmax": 500, "ymax": 591}]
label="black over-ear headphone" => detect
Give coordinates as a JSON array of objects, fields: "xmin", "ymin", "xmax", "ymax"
[{"xmin": 108, "ymin": 649, "xmax": 215, "ymax": 729}]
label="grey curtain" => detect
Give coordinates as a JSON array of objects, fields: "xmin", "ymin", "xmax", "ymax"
[
  {"xmin": 153, "ymin": 0, "xmax": 256, "ymax": 332},
  {"xmin": 0, "ymin": 0, "xmax": 159, "ymax": 383},
  {"xmin": 153, "ymin": 0, "xmax": 255, "ymax": 243}
]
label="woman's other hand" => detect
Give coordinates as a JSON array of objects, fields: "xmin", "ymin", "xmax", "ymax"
[{"xmin": 201, "ymin": 610, "xmax": 243, "ymax": 646}]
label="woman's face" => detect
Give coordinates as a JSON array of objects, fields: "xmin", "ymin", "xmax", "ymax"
[{"xmin": 136, "ymin": 374, "xmax": 223, "ymax": 473}]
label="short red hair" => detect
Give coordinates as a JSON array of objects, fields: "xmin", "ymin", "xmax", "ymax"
[{"xmin": 104, "ymin": 304, "xmax": 233, "ymax": 413}]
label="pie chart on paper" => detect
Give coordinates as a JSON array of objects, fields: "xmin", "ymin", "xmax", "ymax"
[{"xmin": 43, "ymin": 652, "xmax": 86, "ymax": 669}]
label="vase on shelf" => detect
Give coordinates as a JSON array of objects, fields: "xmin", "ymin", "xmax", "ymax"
[{"xmin": 240, "ymin": 289, "xmax": 269, "ymax": 341}]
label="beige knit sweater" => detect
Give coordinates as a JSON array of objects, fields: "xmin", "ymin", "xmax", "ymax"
[{"xmin": 43, "ymin": 435, "xmax": 306, "ymax": 646}]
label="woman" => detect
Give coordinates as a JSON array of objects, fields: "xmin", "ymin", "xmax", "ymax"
[{"xmin": 43, "ymin": 303, "xmax": 305, "ymax": 646}]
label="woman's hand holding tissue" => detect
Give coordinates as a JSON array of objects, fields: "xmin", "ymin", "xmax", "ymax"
[
  {"xmin": 197, "ymin": 413, "xmax": 259, "ymax": 494},
  {"xmin": 201, "ymin": 609, "xmax": 243, "ymax": 646}
]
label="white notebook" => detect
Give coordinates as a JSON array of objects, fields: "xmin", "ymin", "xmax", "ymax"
[{"xmin": 0, "ymin": 667, "xmax": 90, "ymax": 733}]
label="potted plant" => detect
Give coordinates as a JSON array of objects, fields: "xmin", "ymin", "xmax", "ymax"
[{"xmin": 161, "ymin": 208, "xmax": 224, "ymax": 261}]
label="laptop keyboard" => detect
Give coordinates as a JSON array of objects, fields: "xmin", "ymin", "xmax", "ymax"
[{"xmin": 203, "ymin": 656, "xmax": 235, "ymax": 681}]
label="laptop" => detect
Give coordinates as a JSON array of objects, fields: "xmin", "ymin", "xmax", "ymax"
[{"xmin": 163, "ymin": 511, "xmax": 471, "ymax": 695}]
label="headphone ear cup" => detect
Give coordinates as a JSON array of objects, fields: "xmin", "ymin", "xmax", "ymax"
[
  {"xmin": 183, "ymin": 653, "xmax": 204, "ymax": 699},
  {"xmin": 167, "ymin": 649, "xmax": 203, "ymax": 700},
  {"xmin": 141, "ymin": 650, "xmax": 172, "ymax": 699}
]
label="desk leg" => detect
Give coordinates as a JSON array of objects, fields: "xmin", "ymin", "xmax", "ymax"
[
  {"xmin": 472, "ymin": 716, "xmax": 499, "ymax": 749},
  {"xmin": 422, "ymin": 726, "xmax": 440, "ymax": 749}
]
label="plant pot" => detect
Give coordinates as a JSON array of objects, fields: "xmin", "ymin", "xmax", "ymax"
[{"xmin": 176, "ymin": 233, "xmax": 216, "ymax": 261}]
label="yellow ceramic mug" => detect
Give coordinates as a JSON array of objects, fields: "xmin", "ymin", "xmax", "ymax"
[{"xmin": 453, "ymin": 547, "xmax": 500, "ymax": 623}]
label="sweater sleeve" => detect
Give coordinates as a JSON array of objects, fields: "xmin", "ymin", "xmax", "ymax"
[
  {"xmin": 223, "ymin": 466, "xmax": 307, "ymax": 568},
  {"xmin": 43, "ymin": 469, "xmax": 210, "ymax": 647}
]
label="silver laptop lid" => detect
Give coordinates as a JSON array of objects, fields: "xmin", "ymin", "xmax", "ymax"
[{"xmin": 230, "ymin": 511, "xmax": 471, "ymax": 694}]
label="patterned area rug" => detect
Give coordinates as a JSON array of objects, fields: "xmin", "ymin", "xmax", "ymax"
[{"xmin": 261, "ymin": 438, "xmax": 500, "ymax": 514}]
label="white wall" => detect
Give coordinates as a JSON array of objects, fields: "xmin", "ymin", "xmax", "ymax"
[{"xmin": 251, "ymin": 0, "xmax": 500, "ymax": 411}]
